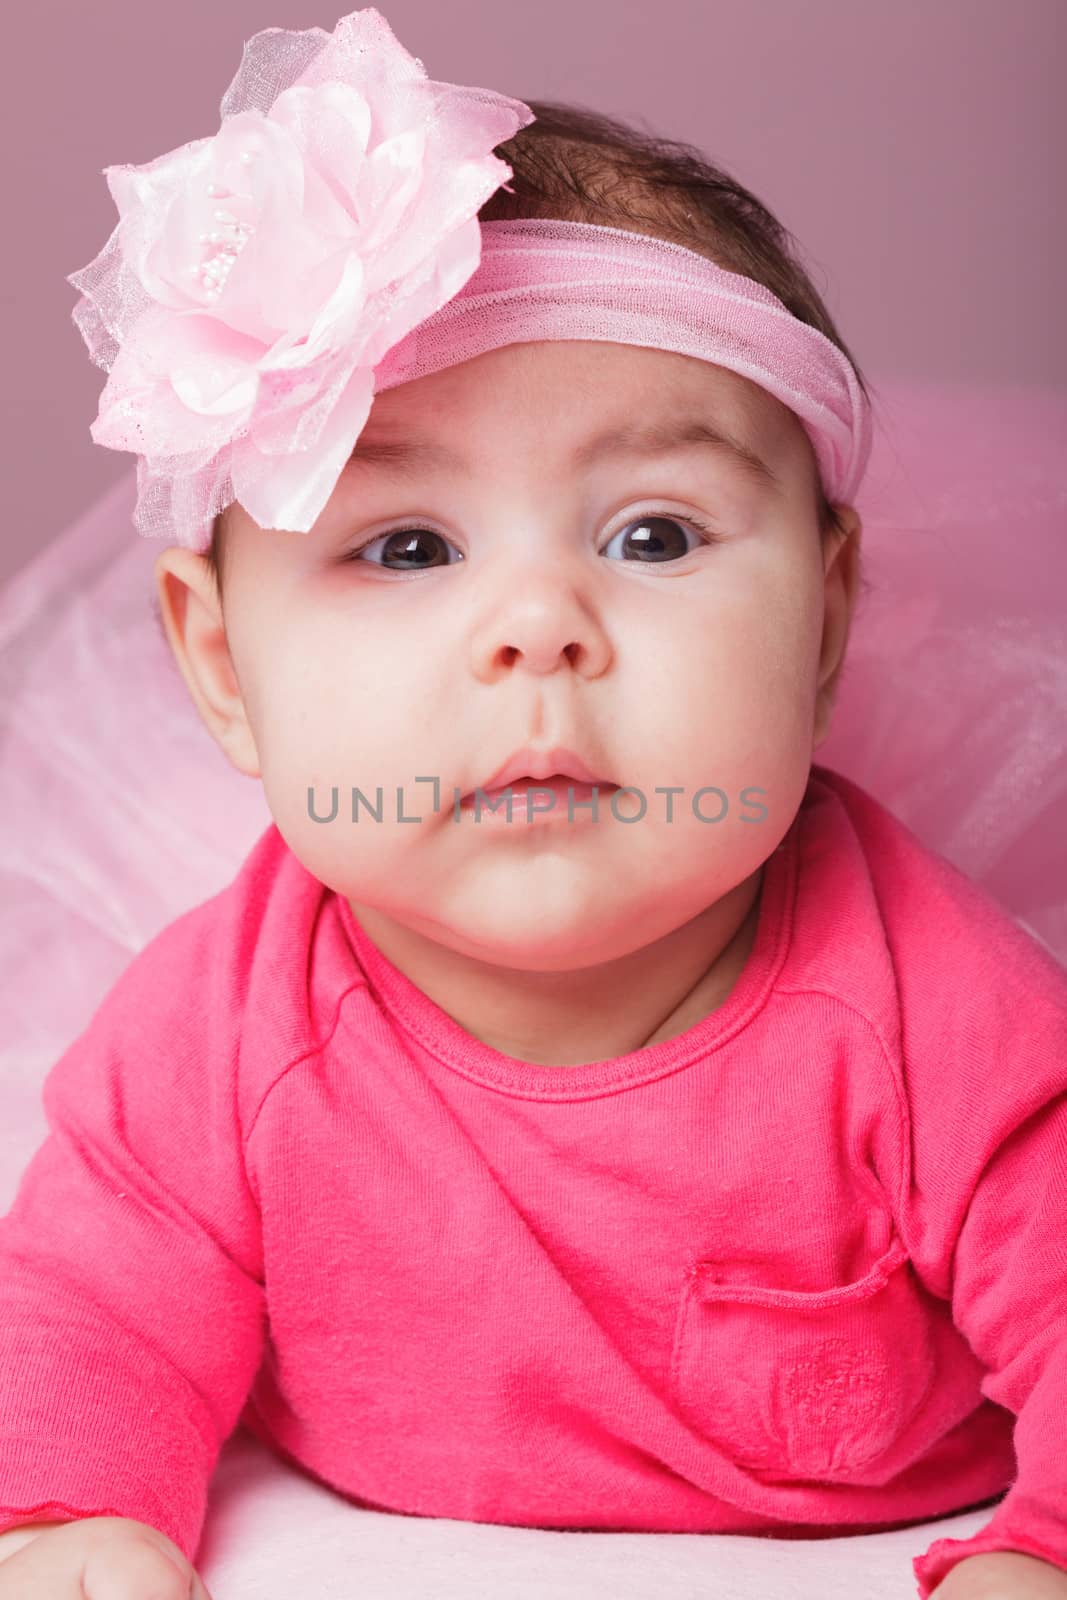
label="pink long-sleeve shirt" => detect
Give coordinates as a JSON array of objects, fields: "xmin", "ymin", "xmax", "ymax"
[{"xmin": 1, "ymin": 762, "xmax": 1065, "ymax": 1597}]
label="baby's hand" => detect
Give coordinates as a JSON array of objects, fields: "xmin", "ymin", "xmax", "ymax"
[
  {"xmin": 0, "ymin": 1515, "xmax": 213, "ymax": 1598},
  {"xmin": 930, "ymin": 1551, "xmax": 1067, "ymax": 1597}
]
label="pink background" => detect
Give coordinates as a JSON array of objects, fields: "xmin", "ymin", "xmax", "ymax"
[{"xmin": 2, "ymin": 0, "xmax": 1063, "ymax": 588}]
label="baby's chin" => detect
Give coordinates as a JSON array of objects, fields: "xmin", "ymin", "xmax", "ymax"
[
  {"xmin": 405, "ymin": 901, "xmax": 641, "ymax": 974},
  {"xmin": 365, "ymin": 858, "xmax": 753, "ymax": 974}
]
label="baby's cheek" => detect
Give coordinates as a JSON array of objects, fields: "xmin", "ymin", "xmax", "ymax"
[
  {"xmin": 252, "ymin": 687, "xmax": 440, "ymax": 901},
  {"xmin": 715, "ymin": 587, "xmax": 824, "ymax": 833}
]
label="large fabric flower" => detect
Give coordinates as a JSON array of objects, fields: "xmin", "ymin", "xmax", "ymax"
[{"xmin": 68, "ymin": 7, "xmax": 534, "ymax": 547}]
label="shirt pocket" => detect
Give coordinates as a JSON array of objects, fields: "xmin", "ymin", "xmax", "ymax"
[{"xmin": 668, "ymin": 1230, "xmax": 937, "ymax": 1481}]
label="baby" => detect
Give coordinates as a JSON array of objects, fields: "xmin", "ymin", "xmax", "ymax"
[{"xmin": 2, "ymin": 11, "xmax": 1066, "ymax": 1600}]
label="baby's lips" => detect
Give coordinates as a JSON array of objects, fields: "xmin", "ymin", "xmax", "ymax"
[{"xmin": 465, "ymin": 776, "xmax": 620, "ymax": 801}]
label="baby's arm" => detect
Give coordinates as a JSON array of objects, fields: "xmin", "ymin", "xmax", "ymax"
[
  {"xmin": 888, "ymin": 885, "xmax": 1067, "ymax": 1597},
  {"xmin": 0, "ymin": 902, "xmax": 266, "ymax": 1564},
  {"xmin": 908, "ymin": 1049, "xmax": 1067, "ymax": 1594}
]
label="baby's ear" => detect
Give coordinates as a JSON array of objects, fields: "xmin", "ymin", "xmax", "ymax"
[
  {"xmin": 813, "ymin": 505, "xmax": 863, "ymax": 749},
  {"xmin": 152, "ymin": 547, "xmax": 262, "ymax": 780}
]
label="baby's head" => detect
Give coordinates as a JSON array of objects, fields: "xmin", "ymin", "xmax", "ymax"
[{"xmin": 154, "ymin": 102, "xmax": 867, "ymax": 973}]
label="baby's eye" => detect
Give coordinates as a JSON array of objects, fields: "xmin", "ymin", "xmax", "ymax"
[
  {"xmin": 344, "ymin": 526, "xmax": 461, "ymax": 570},
  {"xmin": 600, "ymin": 513, "xmax": 718, "ymax": 563},
  {"xmin": 343, "ymin": 512, "xmax": 718, "ymax": 571}
]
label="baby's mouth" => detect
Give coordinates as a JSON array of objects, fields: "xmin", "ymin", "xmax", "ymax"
[{"xmin": 460, "ymin": 745, "xmax": 619, "ymax": 812}]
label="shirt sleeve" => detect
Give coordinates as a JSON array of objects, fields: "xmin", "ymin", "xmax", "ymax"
[
  {"xmin": 911, "ymin": 1094, "xmax": 1067, "ymax": 1596},
  {"xmin": 887, "ymin": 867, "xmax": 1067, "ymax": 1597},
  {"xmin": 0, "ymin": 904, "xmax": 267, "ymax": 1565}
]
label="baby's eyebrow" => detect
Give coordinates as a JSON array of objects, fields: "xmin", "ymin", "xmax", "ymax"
[{"xmin": 347, "ymin": 416, "xmax": 782, "ymax": 493}]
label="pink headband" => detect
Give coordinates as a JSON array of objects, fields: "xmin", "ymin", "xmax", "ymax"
[
  {"xmin": 374, "ymin": 219, "xmax": 871, "ymax": 510},
  {"xmin": 66, "ymin": 6, "xmax": 871, "ymax": 552}
]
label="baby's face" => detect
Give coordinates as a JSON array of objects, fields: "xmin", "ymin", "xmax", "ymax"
[{"xmin": 195, "ymin": 340, "xmax": 855, "ymax": 970}]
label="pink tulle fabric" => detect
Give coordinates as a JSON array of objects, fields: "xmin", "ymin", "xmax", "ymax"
[{"xmin": 66, "ymin": 6, "xmax": 535, "ymax": 547}]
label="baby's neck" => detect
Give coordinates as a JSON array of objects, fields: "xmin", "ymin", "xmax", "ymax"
[{"xmin": 347, "ymin": 865, "xmax": 765, "ymax": 1069}]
